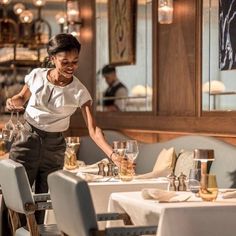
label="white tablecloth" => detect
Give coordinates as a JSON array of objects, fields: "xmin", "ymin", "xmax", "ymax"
[
  {"xmin": 108, "ymin": 191, "xmax": 236, "ymax": 236},
  {"xmin": 45, "ymin": 178, "xmax": 168, "ymax": 225}
]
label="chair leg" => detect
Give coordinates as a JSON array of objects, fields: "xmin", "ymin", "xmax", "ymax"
[
  {"xmin": 26, "ymin": 214, "xmax": 40, "ymax": 236},
  {"xmin": 8, "ymin": 209, "xmax": 21, "ymax": 234}
]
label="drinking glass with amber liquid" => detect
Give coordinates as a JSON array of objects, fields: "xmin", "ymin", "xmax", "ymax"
[
  {"xmin": 64, "ymin": 137, "xmax": 80, "ymax": 170},
  {"xmin": 0, "ymin": 134, "xmax": 7, "ymax": 157},
  {"xmin": 199, "ymin": 174, "xmax": 218, "ymax": 201},
  {"xmin": 113, "ymin": 141, "xmax": 134, "ymax": 181}
]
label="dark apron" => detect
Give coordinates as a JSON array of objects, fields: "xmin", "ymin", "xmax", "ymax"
[{"xmin": 9, "ymin": 121, "xmax": 66, "ymax": 224}]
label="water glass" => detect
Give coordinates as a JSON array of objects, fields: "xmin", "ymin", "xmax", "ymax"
[
  {"xmin": 64, "ymin": 137, "xmax": 80, "ymax": 170},
  {"xmin": 199, "ymin": 174, "xmax": 218, "ymax": 201},
  {"xmin": 113, "ymin": 140, "xmax": 126, "ymax": 156},
  {"xmin": 0, "ymin": 135, "xmax": 7, "ymax": 157},
  {"xmin": 188, "ymin": 168, "xmax": 201, "ymax": 194},
  {"xmin": 119, "ymin": 157, "xmax": 134, "ymax": 182},
  {"xmin": 112, "ymin": 140, "xmax": 134, "ymax": 181}
]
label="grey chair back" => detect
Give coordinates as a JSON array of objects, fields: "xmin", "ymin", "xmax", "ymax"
[
  {"xmin": 48, "ymin": 170, "xmax": 98, "ymax": 236},
  {"xmin": 0, "ymin": 159, "xmax": 34, "ymax": 215}
]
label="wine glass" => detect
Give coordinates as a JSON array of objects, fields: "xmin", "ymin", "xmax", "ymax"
[
  {"xmin": 199, "ymin": 174, "xmax": 218, "ymax": 201},
  {"xmin": 2, "ymin": 111, "xmax": 15, "ymax": 142},
  {"xmin": 125, "ymin": 140, "xmax": 139, "ymax": 162},
  {"xmin": 188, "ymin": 168, "xmax": 201, "ymax": 194},
  {"xmin": 15, "ymin": 111, "xmax": 24, "ymax": 131}
]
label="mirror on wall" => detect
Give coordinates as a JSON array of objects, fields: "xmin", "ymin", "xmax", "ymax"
[
  {"xmin": 202, "ymin": 0, "xmax": 236, "ymax": 111},
  {"xmin": 95, "ymin": 0, "xmax": 152, "ymax": 112}
]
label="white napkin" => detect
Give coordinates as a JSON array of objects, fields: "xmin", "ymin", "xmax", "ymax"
[
  {"xmin": 76, "ymin": 172, "xmax": 104, "ymax": 182},
  {"xmin": 141, "ymin": 188, "xmax": 191, "ymax": 202},
  {"xmin": 222, "ymin": 191, "xmax": 236, "ymax": 199}
]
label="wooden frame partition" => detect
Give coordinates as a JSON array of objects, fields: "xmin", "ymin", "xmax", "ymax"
[{"xmin": 68, "ymin": 0, "xmax": 236, "ymax": 145}]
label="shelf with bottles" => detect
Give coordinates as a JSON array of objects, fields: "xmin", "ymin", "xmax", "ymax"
[
  {"xmin": 0, "ymin": 42, "xmax": 47, "ymax": 68},
  {"xmin": 0, "ymin": 64, "xmax": 31, "ymax": 114}
]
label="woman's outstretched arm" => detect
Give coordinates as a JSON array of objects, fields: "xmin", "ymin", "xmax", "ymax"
[{"xmin": 81, "ymin": 102, "xmax": 120, "ymax": 165}]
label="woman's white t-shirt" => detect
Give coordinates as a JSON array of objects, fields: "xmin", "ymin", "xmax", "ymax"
[{"xmin": 24, "ymin": 68, "xmax": 92, "ymax": 132}]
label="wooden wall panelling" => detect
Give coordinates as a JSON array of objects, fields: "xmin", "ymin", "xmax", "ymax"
[
  {"xmin": 69, "ymin": 0, "xmax": 236, "ymax": 141},
  {"xmin": 158, "ymin": 0, "xmax": 197, "ymax": 116},
  {"xmin": 76, "ymin": 0, "xmax": 96, "ymax": 100}
]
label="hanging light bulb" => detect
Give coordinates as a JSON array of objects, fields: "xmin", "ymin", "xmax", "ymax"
[
  {"xmin": 13, "ymin": 3, "xmax": 25, "ymax": 15},
  {"xmin": 55, "ymin": 12, "xmax": 67, "ymax": 33},
  {"xmin": 55, "ymin": 11, "xmax": 66, "ymax": 24},
  {"xmin": 0, "ymin": 0, "xmax": 11, "ymax": 5},
  {"xmin": 158, "ymin": 0, "xmax": 174, "ymax": 24},
  {"xmin": 19, "ymin": 10, "xmax": 34, "ymax": 24},
  {"xmin": 32, "ymin": 0, "xmax": 46, "ymax": 7}
]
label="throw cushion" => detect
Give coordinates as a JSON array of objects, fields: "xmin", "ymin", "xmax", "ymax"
[
  {"xmin": 174, "ymin": 150, "xmax": 195, "ymax": 177},
  {"xmin": 135, "ymin": 147, "xmax": 177, "ymax": 179}
]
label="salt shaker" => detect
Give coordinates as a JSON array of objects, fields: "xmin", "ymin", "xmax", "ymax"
[
  {"xmin": 98, "ymin": 162, "xmax": 106, "ymax": 176},
  {"xmin": 167, "ymin": 172, "xmax": 177, "ymax": 191},
  {"xmin": 178, "ymin": 172, "xmax": 187, "ymax": 191}
]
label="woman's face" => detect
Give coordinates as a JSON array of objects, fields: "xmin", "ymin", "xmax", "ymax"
[{"xmin": 52, "ymin": 50, "xmax": 79, "ymax": 79}]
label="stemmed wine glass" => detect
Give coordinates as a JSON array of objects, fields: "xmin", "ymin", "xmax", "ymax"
[
  {"xmin": 2, "ymin": 111, "xmax": 15, "ymax": 142},
  {"xmin": 15, "ymin": 111, "xmax": 24, "ymax": 131},
  {"xmin": 125, "ymin": 140, "xmax": 139, "ymax": 162}
]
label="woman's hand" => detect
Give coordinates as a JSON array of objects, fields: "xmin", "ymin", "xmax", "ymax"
[
  {"xmin": 5, "ymin": 85, "xmax": 30, "ymax": 112},
  {"xmin": 6, "ymin": 98, "xmax": 24, "ymax": 112},
  {"xmin": 110, "ymin": 153, "xmax": 122, "ymax": 167}
]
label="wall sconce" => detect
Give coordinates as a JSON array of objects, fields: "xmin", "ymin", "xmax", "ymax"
[
  {"xmin": 158, "ymin": 0, "xmax": 174, "ymax": 24},
  {"xmin": 66, "ymin": 0, "xmax": 82, "ymax": 38}
]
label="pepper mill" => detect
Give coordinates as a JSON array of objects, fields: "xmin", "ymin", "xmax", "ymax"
[
  {"xmin": 178, "ymin": 172, "xmax": 187, "ymax": 191},
  {"xmin": 107, "ymin": 163, "xmax": 114, "ymax": 176},
  {"xmin": 98, "ymin": 162, "xmax": 106, "ymax": 176},
  {"xmin": 167, "ymin": 172, "xmax": 177, "ymax": 191}
]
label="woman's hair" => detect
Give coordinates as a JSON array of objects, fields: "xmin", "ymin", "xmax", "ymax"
[
  {"xmin": 42, "ymin": 33, "xmax": 81, "ymax": 68},
  {"xmin": 47, "ymin": 33, "xmax": 81, "ymax": 56}
]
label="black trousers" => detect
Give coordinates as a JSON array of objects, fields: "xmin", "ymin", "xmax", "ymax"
[{"xmin": 9, "ymin": 121, "xmax": 66, "ymax": 224}]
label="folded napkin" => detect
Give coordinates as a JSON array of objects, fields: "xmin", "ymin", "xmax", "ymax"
[
  {"xmin": 76, "ymin": 172, "xmax": 104, "ymax": 182},
  {"xmin": 222, "ymin": 190, "xmax": 236, "ymax": 199},
  {"xmin": 141, "ymin": 188, "xmax": 191, "ymax": 202}
]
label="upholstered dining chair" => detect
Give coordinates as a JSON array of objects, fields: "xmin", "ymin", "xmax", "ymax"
[
  {"xmin": 0, "ymin": 159, "xmax": 60, "ymax": 236},
  {"xmin": 48, "ymin": 170, "xmax": 157, "ymax": 236}
]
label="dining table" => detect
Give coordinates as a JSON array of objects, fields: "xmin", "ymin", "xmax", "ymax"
[
  {"xmin": 45, "ymin": 175, "xmax": 169, "ymax": 227},
  {"xmin": 108, "ymin": 191, "xmax": 236, "ymax": 236}
]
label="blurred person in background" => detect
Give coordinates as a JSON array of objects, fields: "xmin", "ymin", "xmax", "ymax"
[{"xmin": 102, "ymin": 64, "xmax": 128, "ymax": 111}]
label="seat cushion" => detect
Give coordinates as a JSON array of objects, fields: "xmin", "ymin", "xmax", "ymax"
[{"xmin": 15, "ymin": 224, "xmax": 60, "ymax": 236}]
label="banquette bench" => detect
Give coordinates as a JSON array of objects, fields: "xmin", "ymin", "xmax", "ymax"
[{"xmin": 78, "ymin": 130, "xmax": 236, "ymax": 188}]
